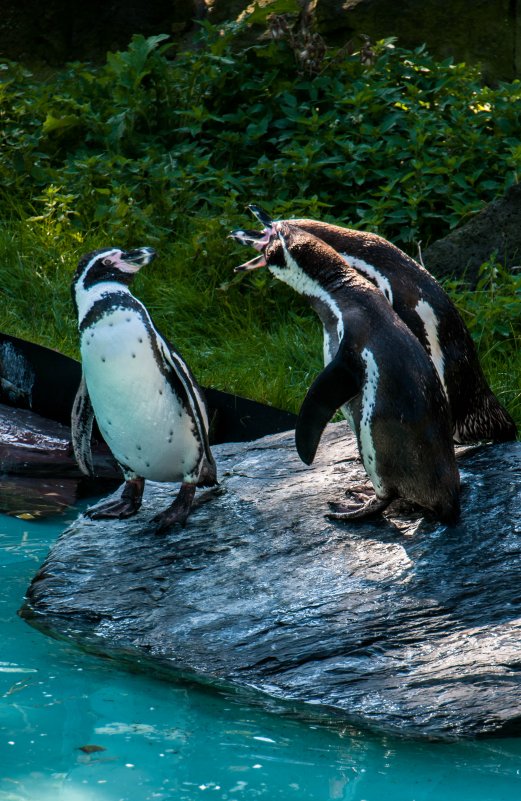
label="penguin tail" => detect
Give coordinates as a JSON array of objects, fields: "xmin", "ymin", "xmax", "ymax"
[
  {"xmin": 455, "ymin": 392, "xmax": 517, "ymax": 444},
  {"xmin": 434, "ymin": 492, "xmax": 461, "ymax": 527}
]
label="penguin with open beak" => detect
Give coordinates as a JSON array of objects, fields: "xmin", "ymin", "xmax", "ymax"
[
  {"xmin": 231, "ymin": 220, "xmax": 460, "ymax": 524},
  {"xmin": 239, "ymin": 205, "xmax": 516, "ymax": 445}
]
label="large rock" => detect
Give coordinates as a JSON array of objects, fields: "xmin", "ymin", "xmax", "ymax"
[
  {"xmin": 22, "ymin": 423, "xmax": 521, "ymax": 740},
  {"xmin": 0, "ymin": 403, "xmax": 120, "ymax": 517},
  {"xmin": 423, "ymin": 184, "xmax": 521, "ymax": 285}
]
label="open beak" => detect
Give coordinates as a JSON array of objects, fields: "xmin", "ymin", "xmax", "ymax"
[
  {"xmin": 230, "ymin": 225, "xmax": 274, "ymax": 272},
  {"xmin": 234, "ymin": 253, "xmax": 268, "ymax": 272}
]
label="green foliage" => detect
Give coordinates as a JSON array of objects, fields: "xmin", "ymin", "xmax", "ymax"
[
  {"xmin": 0, "ymin": 24, "xmax": 519, "ymax": 424},
  {"xmin": 2, "ymin": 28, "xmax": 521, "ymax": 247},
  {"xmin": 445, "ymin": 258, "xmax": 521, "ymax": 424}
]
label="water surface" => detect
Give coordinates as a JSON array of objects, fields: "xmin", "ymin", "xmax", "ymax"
[{"xmin": 1, "ymin": 510, "xmax": 521, "ymax": 801}]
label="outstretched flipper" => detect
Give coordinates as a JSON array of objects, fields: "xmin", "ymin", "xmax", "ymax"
[
  {"xmin": 71, "ymin": 373, "xmax": 95, "ymax": 476},
  {"xmin": 296, "ymin": 352, "xmax": 362, "ymax": 465}
]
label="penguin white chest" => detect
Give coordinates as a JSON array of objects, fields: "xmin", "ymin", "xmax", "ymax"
[{"xmin": 80, "ymin": 309, "xmax": 200, "ymax": 482}]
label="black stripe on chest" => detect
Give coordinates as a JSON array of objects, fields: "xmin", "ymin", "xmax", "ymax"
[{"xmin": 79, "ymin": 293, "xmax": 147, "ymax": 334}]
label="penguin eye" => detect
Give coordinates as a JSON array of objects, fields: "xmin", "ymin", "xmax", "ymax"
[{"xmin": 102, "ymin": 258, "xmax": 114, "ymax": 267}]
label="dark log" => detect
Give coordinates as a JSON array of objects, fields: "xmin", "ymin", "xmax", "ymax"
[
  {"xmin": 21, "ymin": 423, "xmax": 521, "ymax": 739},
  {"xmin": 0, "ymin": 402, "xmax": 120, "ymax": 516}
]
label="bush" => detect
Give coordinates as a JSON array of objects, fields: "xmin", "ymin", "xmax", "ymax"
[{"xmin": 2, "ymin": 23, "xmax": 521, "ymax": 249}]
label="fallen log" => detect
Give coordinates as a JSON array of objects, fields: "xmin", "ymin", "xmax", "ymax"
[{"xmin": 21, "ymin": 423, "xmax": 521, "ymax": 739}]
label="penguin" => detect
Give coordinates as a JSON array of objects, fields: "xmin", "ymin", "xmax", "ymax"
[
  {"xmin": 232, "ymin": 221, "xmax": 460, "ymax": 524},
  {"xmin": 71, "ymin": 246, "xmax": 217, "ymax": 532},
  {"xmin": 239, "ymin": 205, "xmax": 516, "ymax": 445}
]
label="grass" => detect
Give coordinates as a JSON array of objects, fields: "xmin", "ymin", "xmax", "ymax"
[
  {"xmin": 0, "ymin": 212, "xmax": 323, "ymax": 413},
  {"xmin": 0, "ymin": 210, "xmax": 519, "ymax": 429}
]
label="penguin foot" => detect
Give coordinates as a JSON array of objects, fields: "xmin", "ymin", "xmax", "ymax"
[
  {"xmin": 344, "ymin": 483, "xmax": 374, "ymax": 499},
  {"xmin": 85, "ymin": 477, "xmax": 144, "ymax": 520},
  {"xmin": 327, "ymin": 495, "xmax": 393, "ymax": 522},
  {"xmin": 149, "ymin": 483, "xmax": 197, "ymax": 534}
]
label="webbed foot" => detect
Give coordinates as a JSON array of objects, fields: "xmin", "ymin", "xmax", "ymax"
[
  {"xmin": 327, "ymin": 494, "xmax": 393, "ymax": 522},
  {"xmin": 85, "ymin": 477, "xmax": 144, "ymax": 520},
  {"xmin": 149, "ymin": 482, "xmax": 197, "ymax": 534}
]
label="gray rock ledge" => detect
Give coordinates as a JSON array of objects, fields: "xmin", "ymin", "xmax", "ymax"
[{"xmin": 21, "ymin": 423, "xmax": 521, "ymax": 740}]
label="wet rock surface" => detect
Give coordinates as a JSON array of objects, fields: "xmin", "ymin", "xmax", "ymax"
[{"xmin": 22, "ymin": 423, "xmax": 521, "ymax": 739}]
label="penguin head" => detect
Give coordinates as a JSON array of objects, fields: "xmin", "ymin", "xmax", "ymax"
[
  {"xmin": 233, "ymin": 221, "xmax": 341, "ymax": 294},
  {"xmin": 73, "ymin": 247, "xmax": 156, "ymax": 290},
  {"xmin": 71, "ymin": 246, "xmax": 156, "ymax": 316}
]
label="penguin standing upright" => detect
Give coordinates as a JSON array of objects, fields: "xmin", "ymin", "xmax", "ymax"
[
  {"xmin": 240, "ymin": 206, "xmax": 516, "ymax": 445},
  {"xmin": 232, "ymin": 221, "xmax": 460, "ymax": 524},
  {"xmin": 71, "ymin": 246, "xmax": 217, "ymax": 531}
]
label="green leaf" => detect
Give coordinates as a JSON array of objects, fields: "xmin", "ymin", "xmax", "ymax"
[{"xmin": 42, "ymin": 114, "xmax": 79, "ymax": 134}]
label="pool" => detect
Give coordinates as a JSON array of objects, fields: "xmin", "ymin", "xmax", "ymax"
[{"xmin": 1, "ymin": 509, "xmax": 521, "ymax": 801}]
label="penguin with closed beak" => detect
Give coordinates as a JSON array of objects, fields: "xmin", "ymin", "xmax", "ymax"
[
  {"xmin": 232, "ymin": 221, "xmax": 460, "ymax": 524},
  {"xmin": 71, "ymin": 246, "xmax": 217, "ymax": 532},
  {"xmin": 239, "ymin": 206, "xmax": 516, "ymax": 445}
]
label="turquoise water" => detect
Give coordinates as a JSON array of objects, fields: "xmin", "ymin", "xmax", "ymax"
[{"xmin": 1, "ymin": 510, "xmax": 521, "ymax": 801}]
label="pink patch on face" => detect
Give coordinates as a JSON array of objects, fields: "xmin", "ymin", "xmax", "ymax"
[
  {"xmin": 252, "ymin": 227, "xmax": 273, "ymax": 252},
  {"xmin": 107, "ymin": 252, "xmax": 142, "ymax": 274}
]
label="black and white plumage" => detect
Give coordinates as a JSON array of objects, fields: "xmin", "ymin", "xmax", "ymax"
[
  {"xmin": 240, "ymin": 206, "xmax": 516, "ymax": 445},
  {"xmin": 232, "ymin": 221, "xmax": 460, "ymax": 525},
  {"xmin": 71, "ymin": 246, "xmax": 217, "ymax": 531}
]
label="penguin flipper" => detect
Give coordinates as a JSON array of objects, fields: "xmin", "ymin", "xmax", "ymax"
[
  {"xmin": 71, "ymin": 373, "xmax": 96, "ymax": 476},
  {"xmin": 159, "ymin": 340, "xmax": 217, "ymax": 486},
  {"xmin": 296, "ymin": 355, "xmax": 362, "ymax": 466}
]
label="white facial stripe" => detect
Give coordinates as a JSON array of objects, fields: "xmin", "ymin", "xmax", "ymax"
[
  {"xmin": 341, "ymin": 254, "xmax": 394, "ymax": 305},
  {"xmin": 271, "ymin": 242, "xmax": 345, "ymax": 346},
  {"xmin": 415, "ymin": 299, "xmax": 447, "ymax": 398},
  {"xmin": 360, "ymin": 347, "xmax": 384, "ymax": 494}
]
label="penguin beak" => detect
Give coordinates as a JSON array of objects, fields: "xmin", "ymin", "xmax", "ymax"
[
  {"xmin": 229, "ymin": 229, "xmax": 265, "ymax": 247},
  {"xmin": 234, "ymin": 253, "xmax": 268, "ymax": 272},
  {"xmin": 230, "ymin": 227, "xmax": 273, "ymax": 272},
  {"xmin": 121, "ymin": 247, "xmax": 157, "ymax": 270},
  {"xmin": 229, "ymin": 228, "xmax": 272, "ymax": 251},
  {"xmin": 247, "ymin": 204, "xmax": 274, "ymax": 227}
]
